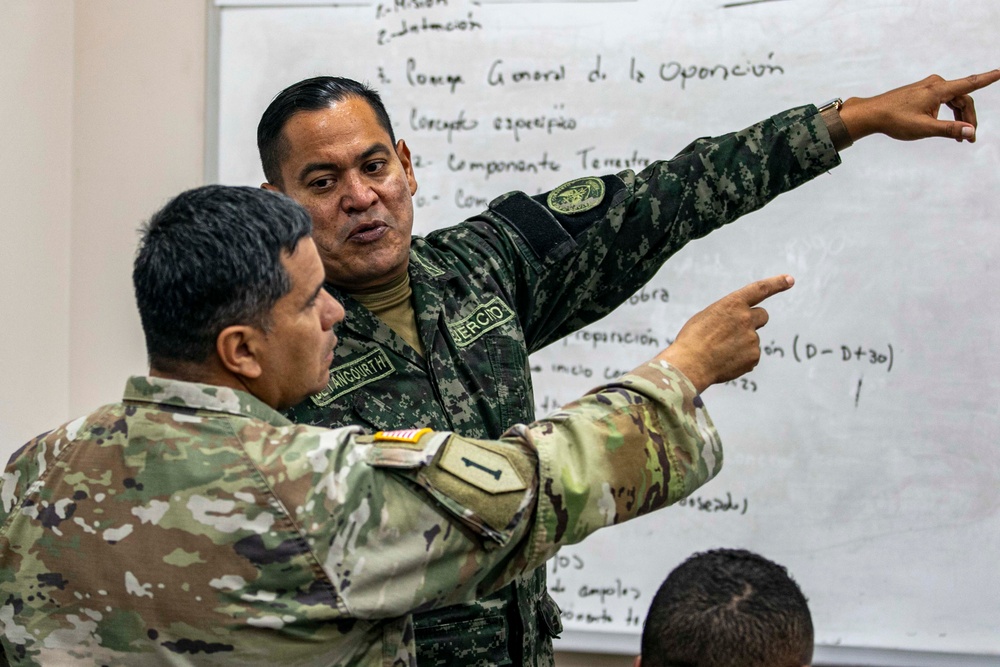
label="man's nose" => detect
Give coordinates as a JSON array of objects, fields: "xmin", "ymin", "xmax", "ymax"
[
  {"xmin": 321, "ymin": 290, "xmax": 345, "ymax": 329},
  {"xmin": 340, "ymin": 172, "xmax": 378, "ymax": 212}
]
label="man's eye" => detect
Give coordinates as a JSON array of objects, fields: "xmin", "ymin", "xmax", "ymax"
[
  {"xmin": 364, "ymin": 161, "xmax": 386, "ymax": 174},
  {"xmin": 311, "ymin": 177, "xmax": 335, "ymax": 189}
]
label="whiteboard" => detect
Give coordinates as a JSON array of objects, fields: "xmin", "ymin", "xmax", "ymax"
[{"xmin": 212, "ymin": 1, "xmax": 1000, "ymax": 663}]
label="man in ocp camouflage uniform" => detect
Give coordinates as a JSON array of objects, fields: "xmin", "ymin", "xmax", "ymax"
[
  {"xmin": 257, "ymin": 69, "xmax": 1000, "ymax": 665},
  {"xmin": 0, "ymin": 185, "xmax": 793, "ymax": 665}
]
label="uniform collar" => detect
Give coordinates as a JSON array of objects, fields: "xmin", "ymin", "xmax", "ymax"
[
  {"xmin": 123, "ymin": 376, "xmax": 291, "ymax": 427},
  {"xmin": 323, "ymin": 241, "xmax": 454, "ymax": 303},
  {"xmin": 322, "ymin": 242, "xmax": 449, "ymax": 369}
]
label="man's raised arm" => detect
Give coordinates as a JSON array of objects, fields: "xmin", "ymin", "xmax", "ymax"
[{"xmin": 313, "ymin": 275, "xmax": 796, "ymax": 617}]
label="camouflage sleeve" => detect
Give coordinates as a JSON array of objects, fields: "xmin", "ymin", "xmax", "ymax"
[
  {"xmin": 470, "ymin": 105, "xmax": 841, "ymax": 351},
  {"xmin": 518, "ymin": 359, "xmax": 720, "ymax": 567},
  {"xmin": 265, "ymin": 361, "xmax": 718, "ymax": 616},
  {"xmin": 1, "ymin": 427, "xmax": 62, "ymax": 527}
]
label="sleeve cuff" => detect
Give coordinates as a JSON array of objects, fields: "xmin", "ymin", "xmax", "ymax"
[{"xmin": 820, "ymin": 105, "xmax": 854, "ymax": 152}]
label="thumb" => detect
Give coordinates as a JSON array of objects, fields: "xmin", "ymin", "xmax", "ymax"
[{"xmin": 921, "ymin": 117, "xmax": 976, "ymax": 142}]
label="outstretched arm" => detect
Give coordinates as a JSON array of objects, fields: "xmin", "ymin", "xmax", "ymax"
[
  {"xmin": 840, "ymin": 69, "xmax": 1000, "ymax": 143},
  {"xmin": 290, "ymin": 276, "xmax": 793, "ymax": 616}
]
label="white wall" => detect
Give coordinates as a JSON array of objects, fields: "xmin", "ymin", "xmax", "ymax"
[
  {"xmin": 69, "ymin": 0, "xmax": 207, "ymax": 417},
  {"xmin": 0, "ymin": 0, "xmax": 207, "ymax": 458},
  {"xmin": 0, "ymin": 2, "xmax": 74, "ymax": 451}
]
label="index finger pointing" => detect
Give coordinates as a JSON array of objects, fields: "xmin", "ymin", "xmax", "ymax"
[
  {"xmin": 938, "ymin": 69, "xmax": 1000, "ymax": 99},
  {"xmin": 736, "ymin": 274, "xmax": 796, "ymax": 307}
]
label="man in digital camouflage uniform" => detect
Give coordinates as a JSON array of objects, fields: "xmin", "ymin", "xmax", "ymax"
[
  {"xmin": 0, "ymin": 185, "xmax": 792, "ymax": 665},
  {"xmin": 256, "ymin": 69, "xmax": 999, "ymax": 666}
]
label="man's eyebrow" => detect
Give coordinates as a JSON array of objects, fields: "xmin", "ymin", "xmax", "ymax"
[
  {"xmin": 303, "ymin": 282, "xmax": 325, "ymax": 309},
  {"xmin": 297, "ymin": 143, "xmax": 392, "ymax": 183}
]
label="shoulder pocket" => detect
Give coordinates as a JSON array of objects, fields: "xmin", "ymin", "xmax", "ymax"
[{"xmin": 417, "ymin": 435, "xmax": 537, "ymax": 547}]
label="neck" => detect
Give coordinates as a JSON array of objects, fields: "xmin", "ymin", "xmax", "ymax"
[
  {"xmin": 149, "ymin": 361, "xmax": 252, "ymax": 396},
  {"xmin": 348, "ymin": 272, "xmax": 410, "ymax": 306},
  {"xmin": 343, "ymin": 269, "xmax": 409, "ymax": 297}
]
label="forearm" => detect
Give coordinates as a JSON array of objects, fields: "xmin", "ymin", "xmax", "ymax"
[
  {"xmin": 642, "ymin": 105, "xmax": 841, "ymax": 238},
  {"xmin": 518, "ymin": 360, "xmax": 721, "ymax": 568},
  {"xmin": 303, "ymin": 362, "xmax": 719, "ymax": 615},
  {"xmin": 509, "ymin": 106, "xmax": 840, "ymax": 349}
]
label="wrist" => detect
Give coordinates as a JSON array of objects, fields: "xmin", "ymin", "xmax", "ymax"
[
  {"xmin": 656, "ymin": 348, "xmax": 710, "ymax": 395},
  {"xmin": 818, "ymin": 97, "xmax": 854, "ymax": 151},
  {"xmin": 837, "ymin": 96, "xmax": 876, "ymax": 143}
]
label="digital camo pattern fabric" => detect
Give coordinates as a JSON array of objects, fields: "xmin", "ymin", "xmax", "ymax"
[
  {"xmin": 284, "ymin": 104, "xmax": 840, "ymax": 664},
  {"xmin": 0, "ymin": 361, "xmax": 720, "ymax": 666}
]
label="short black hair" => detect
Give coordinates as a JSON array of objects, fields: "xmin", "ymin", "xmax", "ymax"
[
  {"xmin": 640, "ymin": 549, "xmax": 814, "ymax": 667},
  {"xmin": 257, "ymin": 76, "xmax": 396, "ymax": 187},
  {"xmin": 133, "ymin": 185, "xmax": 312, "ymax": 372}
]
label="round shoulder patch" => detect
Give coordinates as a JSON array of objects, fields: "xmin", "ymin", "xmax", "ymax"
[{"xmin": 546, "ymin": 176, "xmax": 606, "ymax": 215}]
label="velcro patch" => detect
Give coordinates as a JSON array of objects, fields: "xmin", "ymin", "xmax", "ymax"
[
  {"xmin": 447, "ymin": 297, "xmax": 515, "ymax": 348},
  {"xmin": 489, "ymin": 191, "xmax": 574, "ymax": 262},
  {"xmin": 311, "ymin": 347, "xmax": 394, "ymax": 406},
  {"xmin": 374, "ymin": 428, "xmax": 432, "ymax": 444},
  {"xmin": 439, "ymin": 438, "xmax": 526, "ymax": 495}
]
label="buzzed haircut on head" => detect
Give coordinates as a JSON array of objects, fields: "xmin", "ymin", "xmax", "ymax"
[
  {"xmin": 640, "ymin": 548, "xmax": 814, "ymax": 667},
  {"xmin": 257, "ymin": 76, "xmax": 396, "ymax": 187},
  {"xmin": 133, "ymin": 185, "xmax": 312, "ymax": 372}
]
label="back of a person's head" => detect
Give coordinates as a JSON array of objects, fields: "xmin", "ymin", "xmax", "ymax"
[
  {"xmin": 133, "ymin": 184, "xmax": 311, "ymax": 373},
  {"xmin": 640, "ymin": 548, "xmax": 813, "ymax": 667}
]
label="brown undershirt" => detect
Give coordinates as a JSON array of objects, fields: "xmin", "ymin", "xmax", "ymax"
[{"xmin": 348, "ymin": 272, "xmax": 425, "ymax": 357}]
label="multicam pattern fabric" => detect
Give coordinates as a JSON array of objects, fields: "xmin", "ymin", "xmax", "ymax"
[
  {"xmin": 0, "ymin": 362, "xmax": 720, "ymax": 666},
  {"xmin": 284, "ymin": 105, "xmax": 840, "ymax": 665}
]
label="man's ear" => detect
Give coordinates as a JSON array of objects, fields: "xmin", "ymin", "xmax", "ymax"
[
  {"xmin": 216, "ymin": 325, "xmax": 264, "ymax": 380},
  {"xmin": 261, "ymin": 182, "xmax": 280, "ymax": 193},
  {"xmin": 395, "ymin": 139, "xmax": 418, "ymax": 196},
  {"xmin": 633, "ymin": 656, "xmax": 642, "ymax": 667}
]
